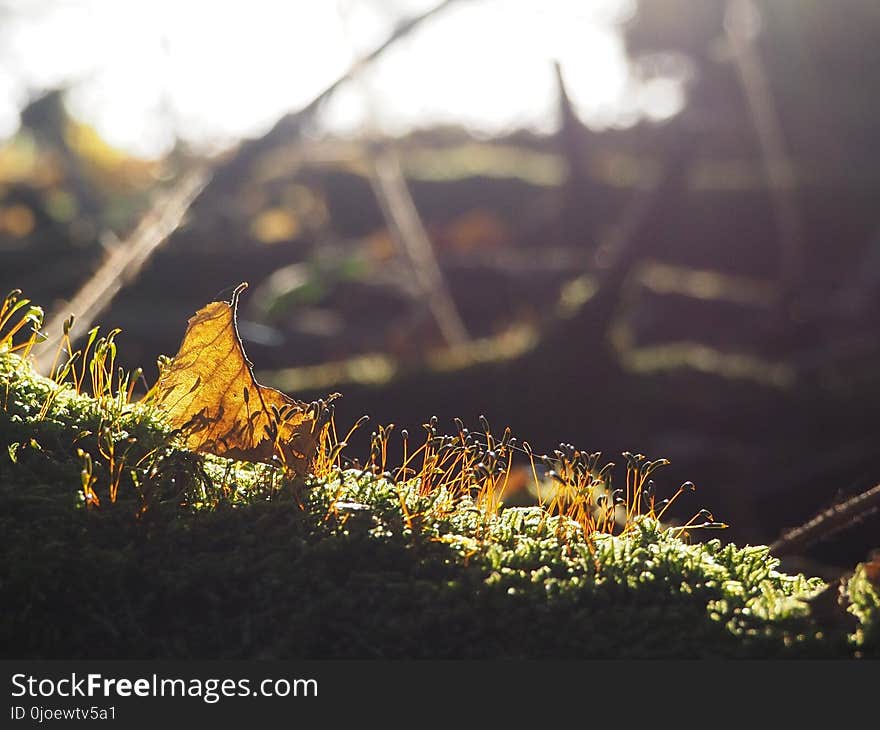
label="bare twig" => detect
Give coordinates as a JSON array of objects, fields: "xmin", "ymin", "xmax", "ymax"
[
  {"xmin": 34, "ymin": 169, "xmax": 209, "ymax": 374},
  {"xmin": 336, "ymin": 0, "xmax": 469, "ymax": 346},
  {"xmin": 725, "ymin": 0, "xmax": 804, "ymax": 301},
  {"xmin": 367, "ymin": 146, "xmax": 470, "ymax": 346},
  {"xmin": 771, "ymin": 482, "xmax": 880, "ymax": 556}
]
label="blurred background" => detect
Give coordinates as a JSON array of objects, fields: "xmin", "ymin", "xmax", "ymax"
[{"xmin": 2, "ymin": 0, "xmax": 879, "ymax": 573}]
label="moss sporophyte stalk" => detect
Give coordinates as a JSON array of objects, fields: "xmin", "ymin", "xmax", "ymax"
[{"xmin": 1, "ymin": 287, "xmax": 877, "ymax": 658}]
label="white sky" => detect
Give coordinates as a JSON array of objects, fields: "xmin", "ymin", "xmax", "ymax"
[{"xmin": 0, "ymin": 0, "xmax": 684, "ymax": 158}]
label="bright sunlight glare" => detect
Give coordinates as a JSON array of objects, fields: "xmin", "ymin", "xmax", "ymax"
[{"xmin": 0, "ymin": 0, "xmax": 684, "ymax": 158}]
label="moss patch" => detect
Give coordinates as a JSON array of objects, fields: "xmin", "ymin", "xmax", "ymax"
[{"xmin": 1, "ymin": 349, "xmax": 877, "ymax": 659}]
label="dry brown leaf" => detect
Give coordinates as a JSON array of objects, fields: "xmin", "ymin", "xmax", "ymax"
[{"xmin": 154, "ymin": 282, "xmax": 335, "ymax": 475}]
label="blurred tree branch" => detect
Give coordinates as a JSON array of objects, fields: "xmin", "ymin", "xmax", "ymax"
[
  {"xmin": 725, "ymin": 0, "xmax": 804, "ymax": 305},
  {"xmin": 32, "ymin": 0, "xmax": 463, "ymax": 368},
  {"xmin": 210, "ymin": 0, "xmax": 464, "ymax": 193},
  {"xmin": 34, "ymin": 169, "xmax": 209, "ymax": 374},
  {"xmin": 367, "ymin": 144, "xmax": 470, "ymax": 346},
  {"xmin": 336, "ymin": 0, "xmax": 469, "ymax": 347}
]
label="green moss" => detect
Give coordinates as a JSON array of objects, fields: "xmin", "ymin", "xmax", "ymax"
[
  {"xmin": 1, "ymin": 348, "xmax": 877, "ymax": 658},
  {"xmin": 846, "ymin": 562, "xmax": 880, "ymax": 655}
]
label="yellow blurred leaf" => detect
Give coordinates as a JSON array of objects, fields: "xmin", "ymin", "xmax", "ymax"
[
  {"xmin": 440, "ymin": 209, "xmax": 509, "ymax": 252},
  {"xmin": 250, "ymin": 207, "xmax": 300, "ymax": 243},
  {"xmin": 64, "ymin": 120, "xmax": 159, "ymax": 189},
  {"xmin": 0, "ymin": 204, "xmax": 35, "ymax": 237}
]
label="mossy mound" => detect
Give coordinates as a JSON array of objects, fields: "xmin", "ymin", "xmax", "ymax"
[{"xmin": 1, "ymin": 349, "xmax": 876, "ymax": 658}]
